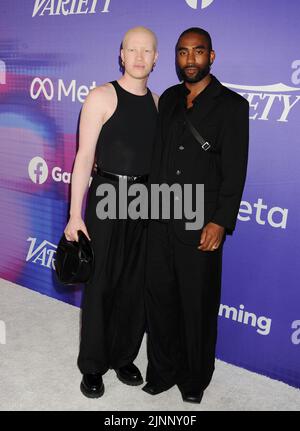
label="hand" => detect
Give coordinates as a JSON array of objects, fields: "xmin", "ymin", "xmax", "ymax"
[
  {"xmin": 198, "ymin": 222, "xmax": 225, "ymax": 251},
  {"xmin": 64, "ymin": 216, "xmax": 91, "ymax": 242}
]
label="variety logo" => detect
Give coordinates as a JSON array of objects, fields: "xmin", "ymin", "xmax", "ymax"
[
  {"xmin": 32, "ymin": 0, "xmax": 112, "ymax": 17},
  {"xmin": 30, "ymin": 77, "xmax": 96, "ymax": 103},
  {"xmin": 219, "ymin": 303, "xmax": 272, "ymax": 336},
  {"xmin": 185, "ymin": 0, "xmax": 214, "ymax": 9},
  {"xmin": 223, "ymin": 81, "xmax": 300, "ymax": 122},
  {"xmin": 0, "ymin": 59, "xmax": 6, "ymax": 85},
  {"xmin": 26, "ymin": 237, "xmax": 57, "ymax": 270}
]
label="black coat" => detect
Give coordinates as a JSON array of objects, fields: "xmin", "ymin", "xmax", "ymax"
[{"xmin": 149, "ymin": 74, "xmax": 249, "ymax": 245}]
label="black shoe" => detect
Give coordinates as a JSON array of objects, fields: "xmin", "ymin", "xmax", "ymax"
[
  {"xmin": 179, "ymin": 388, "xmax": 204, "ymax": 404},
  {"xmin": 115, "ymin": 363, "xmax": 143, "ymax": 386},
  {"xmin": 142, "ymin": 381, "xmax": 174, "ymax": 395},
  {"xmin": 80, "ymin": 373, "xmax": 105, "ymax": 398}
]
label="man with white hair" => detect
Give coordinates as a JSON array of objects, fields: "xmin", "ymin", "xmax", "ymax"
[{"xmin": 64, "ymin": 26, "xmax": 159, "ymax": 398}]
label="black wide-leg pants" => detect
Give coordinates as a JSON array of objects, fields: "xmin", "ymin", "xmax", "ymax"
[
  {"xmin": 145, "ymin": 220, "xmax": 224, "ymax": 392},
  {"xmin": 77, "ymin": 175, "xmax": 147, "ymax": 375}
]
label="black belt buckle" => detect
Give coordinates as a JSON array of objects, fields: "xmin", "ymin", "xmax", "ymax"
[
  {"xmin": 97, "ymin": 168, "xmax": 147, "ymax": 183},
  {"xmin": 129, "ymin": 174, "xmax": 147, "ymax": 183}
]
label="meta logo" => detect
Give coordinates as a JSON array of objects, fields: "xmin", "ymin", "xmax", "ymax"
[
  {"xmin": 238, "ymin": 198, "xmax": 288, "ymax": 229},
  {"xmin": 32, "ymin": 0, "xmax": 112, "ymax": 17},
  {"xmin": 219, "ymin": 303, "xmax": 272, "ymax": 336},
  {"xmin": 185, "ymin": 0, "xmax": 214, "ymax": 9},
  {"xmin": 223, "ymin": 81, "xmax": 300, "ymax": 122},
  {"xmin": 0, "ymin": 59, "xmax": 6, "ymax": 85},
  {"xmin": 26, "ymin": 237, "xmax": 57, "ymax": 269},
  {"xmin": 30, "ymin": 77, "xmax": 96, "ymax": 103},
  {"xmin": 30, "ymin": 78, "xmax": 54, "ymax": 101}
]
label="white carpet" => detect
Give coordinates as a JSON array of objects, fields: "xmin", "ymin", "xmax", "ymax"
[{"xmin": 0, "ymin": 278, "xmax": 299, "ymax": 411}]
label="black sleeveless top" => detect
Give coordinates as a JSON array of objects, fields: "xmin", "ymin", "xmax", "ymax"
[{"xmin": 96, "ymin": 80, "xmax": 158, "ymax": 176}]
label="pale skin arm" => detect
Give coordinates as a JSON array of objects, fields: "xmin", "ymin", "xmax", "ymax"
[{"xmin": 64, "ymin": 84, "xmax": 115, "ymax": 242}]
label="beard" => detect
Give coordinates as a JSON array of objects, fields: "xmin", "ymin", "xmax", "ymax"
[{"xmin": 178, "ymin": 63, "xmax": 211, "ymax": 83}]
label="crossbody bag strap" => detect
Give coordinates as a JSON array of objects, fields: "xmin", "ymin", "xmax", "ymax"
[{"xmin": 182, "ymin": 109, "xmax": 212, "ymax": 152}]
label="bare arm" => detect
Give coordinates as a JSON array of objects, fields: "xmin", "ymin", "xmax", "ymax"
[
  {"xmin": 69, "ymin": 89, "xmax": 103, "ymax": 218},
  {"xmin": 65, "ymin": 84, "xmax": 114, "ymax": 241}
]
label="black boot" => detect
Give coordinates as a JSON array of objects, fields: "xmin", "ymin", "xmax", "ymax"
[
  {"xmin": 80, "ymin": 373, "xmax": 105, "ymax": 398},
  {"xmin": 115, "ymin": 363, "xmax": 143, "ymax": 386},
  {"xmin": 142, "ymin": 381, "xmax": 175, "ymax": 395},
  {"xmin": 179, "ymin": 388, "xmax": 204, "ymax": 404}
]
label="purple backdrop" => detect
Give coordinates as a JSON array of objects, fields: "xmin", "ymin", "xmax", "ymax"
[{"xmin": 1, "ymin": 0, "xmax": 299, "ymax": 389}]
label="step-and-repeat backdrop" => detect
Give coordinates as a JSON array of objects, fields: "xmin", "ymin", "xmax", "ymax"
[{"xmin": 1, "ymin": 0, "xmax": 299, "ymax": 389}]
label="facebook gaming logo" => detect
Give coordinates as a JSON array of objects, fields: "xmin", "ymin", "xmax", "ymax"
[
  {"xmin": 185, "ymin": 0, "xmax": 214, "ymax": 9},
  {"xmin": 28, "ymin": 157, "xmax": 48, "ymax": 184}
]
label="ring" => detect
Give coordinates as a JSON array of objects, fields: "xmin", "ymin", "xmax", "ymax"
[{"xmin": 212, "ymin": 246, "xmax": 217, "ymax": 250}]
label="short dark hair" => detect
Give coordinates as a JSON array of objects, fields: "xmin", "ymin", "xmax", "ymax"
[{"xmin": 176, "ymin": 27, "xmax": 212, "ymax": 51}]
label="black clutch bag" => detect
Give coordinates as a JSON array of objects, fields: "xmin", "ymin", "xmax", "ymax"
[{"xmin": 54, "ymin": 230, "xmax": 94, "ymax": 285}]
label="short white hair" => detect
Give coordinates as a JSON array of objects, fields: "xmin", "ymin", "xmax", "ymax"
[{"xmin": 122, "ymin": 26, "xmax": 158, "ymax": 50}]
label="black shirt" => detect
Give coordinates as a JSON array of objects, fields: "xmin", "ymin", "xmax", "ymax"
[{"xmin": 96, "ymin": 81, "xmax": 158, "ymax": 176}]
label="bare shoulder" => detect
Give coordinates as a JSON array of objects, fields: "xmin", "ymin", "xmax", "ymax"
[
  {"xmin": 151, "ymin": 91, "xmax": 160, "ymax": 110},
  {"xmin": 86, "ymin": 83, "xmax": 115, "ymax": 106},
  {"xmin": 83, "ymin": 83, "xmax": 117, "ymax": 120}
]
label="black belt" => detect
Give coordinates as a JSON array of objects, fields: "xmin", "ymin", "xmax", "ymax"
[{"xmin": 97, "ymin": 167, "xmax": 148, "ymax": 183}]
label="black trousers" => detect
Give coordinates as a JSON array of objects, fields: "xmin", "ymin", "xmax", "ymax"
[
  {"xmin": 145, "ymin": 220, "xmax": 224, "ymax": 392},
  {"xmin": 77, "ymin": 175, "xmax": 147, "ymax": 375}
]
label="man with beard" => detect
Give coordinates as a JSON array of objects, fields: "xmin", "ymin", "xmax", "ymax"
[{"xmin": 142, "ymin": 28, "xmax": 249, "ymax": 403}]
